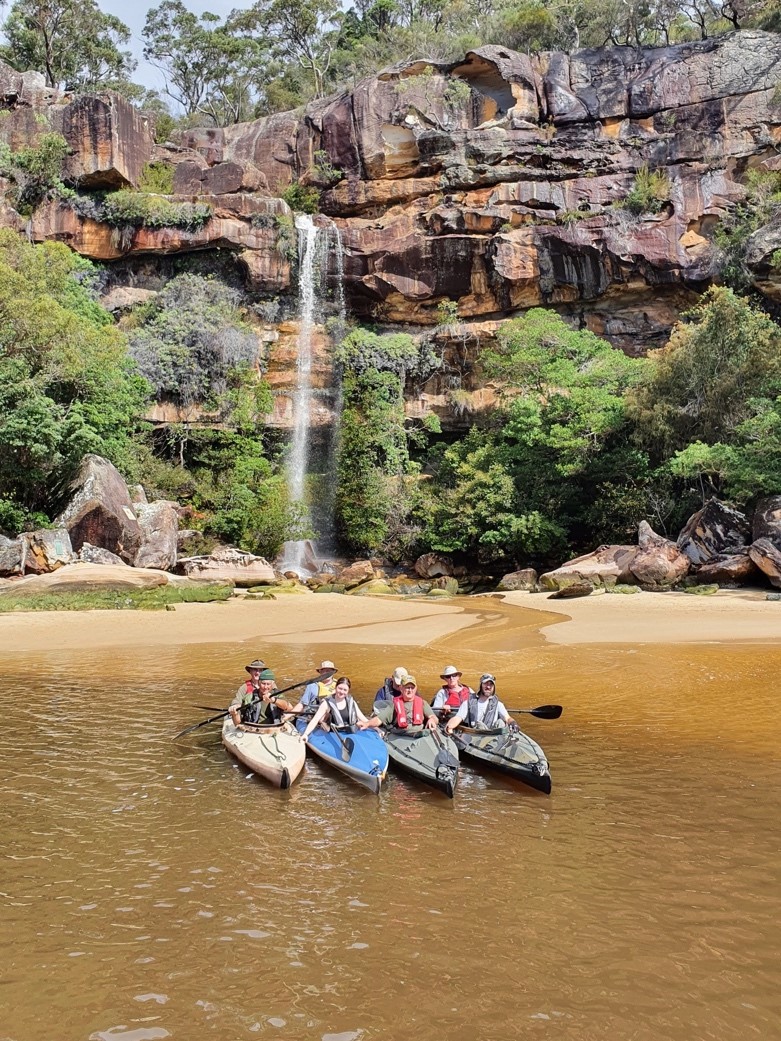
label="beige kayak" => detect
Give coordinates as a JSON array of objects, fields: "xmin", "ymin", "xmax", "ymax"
[{"xmin": 221, "ymin": 717, "xmax": 305, "ymax": 789}]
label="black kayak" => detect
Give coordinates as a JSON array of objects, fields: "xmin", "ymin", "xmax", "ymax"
[
  {"xmin": 453, "ymin": 725, "xmax": 552, "ymax": 794},
  {"xmin": 382, "ymin": 728, "xmax": 460, "ymax": 798}
]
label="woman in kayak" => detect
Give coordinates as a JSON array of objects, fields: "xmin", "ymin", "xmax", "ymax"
[
  {"xmin": 367, "ymin": 674, "xmax": 441, "ymax": 732},
  {"xmin": 444, "ymin": 673, "xmax": 515, "ymax": 734},
  {"xmin": 299, "ymin": 677, "xmax": 375, "ymax": 741},
  {"xmin": 229, "ymin": 669, "xmax": 296, "ymax": 726}
]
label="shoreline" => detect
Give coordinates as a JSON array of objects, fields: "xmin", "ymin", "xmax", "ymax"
[{"xmin": 0, "ymin": 586, "xmax": 779, "ymax": 658}]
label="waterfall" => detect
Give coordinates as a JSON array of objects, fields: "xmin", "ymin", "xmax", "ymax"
[{"xmin": 278, "ymin": 214, "xmax": 345, "ymax": 577}]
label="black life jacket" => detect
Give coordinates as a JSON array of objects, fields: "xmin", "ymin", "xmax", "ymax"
[
  {"xmin": 326, "ymin": 695, "xmax": 358, "ymax": 730},
  {"xmin": 241, "ymin": 696, "xmax": 281, "ymax": 725},
  {"xmin": 466, "ymin": 693, "xmax": 499, "ymax": 729}
]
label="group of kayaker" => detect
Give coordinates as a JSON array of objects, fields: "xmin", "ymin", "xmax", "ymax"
[{"xmin": 230, "ymin": 658, "xmax": 516, "ymax": 738}]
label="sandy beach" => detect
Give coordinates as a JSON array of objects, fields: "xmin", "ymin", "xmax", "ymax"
[{"xmin": 0, "ymin": 586, "xmax": 780, "ymax": 655}]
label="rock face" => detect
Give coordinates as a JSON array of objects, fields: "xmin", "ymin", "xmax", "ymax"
[
  {"xmin": 56, "ymin": 454, "xmax": 142, "ymax": 564},
  {"xmin": 0, "ymin": 562, "xmax": 169, "ymax": 595},
  {"xmin": 134, "ymin": 500, "xmax": 179, "ymax": 571},
  {"xmin": 748, "ymin": 538, "xmax": 781, "ymax": 588},
  {"xmin": 677, "ymin": 498, "xmax": 750, "ymax": 565},
  {"xmin": 59, "ymin": 94, "xmax": 153, "ymax": 189},
  {"xmin": 752, "ymin": 496, "xmax": 781, "ymax": 543},
  {"xmin": 414, "ymin": 553, "xmax": 454, "ymax": 578},
  {"xmin": 176, "ymin": 546, "xmax": 273, "ymax": 586},
  {"xmin": 20, "ymin": 528, "xmax": 73, "ymax": 573},
  {"xmin": 497, "ymin": 568, "xmax": 538, "ymax": 591},
  {"xmin": 540, "ymin": 544, "xmax": 637, "ymax": 590},
  {"xmin": 0, "ymin": 534, "xmax": 23, "ymax": 576},
  {"xmin": 630, "ymin": 521, "xmax": 690, "ymax": 587},
  {"xmin": 1, "ymin": 31, "xmax": 779, "ymax": 373},
  {"xmin": 696, "ymin": 552, "xmax": 759, "ymax": 586}
]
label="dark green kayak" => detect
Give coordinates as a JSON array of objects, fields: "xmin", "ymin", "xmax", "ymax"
[
  {"xmin": 382, "ymin": 728, "xmax": 460, "ymax": 798},
  {"xmin": 454, "ymin": 726, "xmax": 552, "ymax": 794}
]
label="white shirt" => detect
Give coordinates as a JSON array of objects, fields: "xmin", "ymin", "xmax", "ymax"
[{"xmin": 453, "ymin": 696, "xmax": 509, "ymax": 726}]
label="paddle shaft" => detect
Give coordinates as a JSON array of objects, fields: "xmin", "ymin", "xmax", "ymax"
[
  {"xmin": 174, "ymin": 676, "xmax": 320, "ymax": 739},
  {"xmin": 507, "ymin": 704, "xmax": 562, "ymax": 719}
]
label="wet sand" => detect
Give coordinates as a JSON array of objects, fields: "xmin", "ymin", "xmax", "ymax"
[
  {"xmin": 1, "ymin": 586, "xmax": 780, "ymax": 655},
  {"xmin": 500, "ymin": 587, "xmax": 781, "ymax": 644}
]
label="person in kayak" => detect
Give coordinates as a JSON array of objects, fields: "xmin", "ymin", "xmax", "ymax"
[
  {"xmin": 444, "ymin": 673, "xmax": 515, "ymax": 734},
  {"xmin": 229, "ymin": 668, "xmax": 295, "ymax": 726},
  {"xmin": 299, "ymin": 677, "xmax": 375, "ymax": 741},
  {"xmin": 286, "ymin": 660, "xmax": 339, "ymax": 724},
  {"xmin": 431, "ymin": 665, "xmax": 473, "ymax": 721},
  {"xmin": 373, "ymin": 665, "xmax": 408, "ymax": 705},
  {"xmin": 366, "ymin": 675, "xmax": 440, "ymax": 732}
]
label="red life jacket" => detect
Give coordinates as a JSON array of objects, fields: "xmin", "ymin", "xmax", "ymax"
[
  {"xmin": 244, "ymin": 681, "xmax": 256, "ymax": 697},
  {"xmin": 442, "ymin": 685, "xmax": 470, "ymax": 709},
  {"xmin": 393, "ymin": 694, "xmax": 424, "ymax": 728}
]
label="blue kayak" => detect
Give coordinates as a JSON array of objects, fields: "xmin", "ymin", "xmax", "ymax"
[{"xmin": 302, "ymin": 725, "xmax": 389, "ymax": 794}]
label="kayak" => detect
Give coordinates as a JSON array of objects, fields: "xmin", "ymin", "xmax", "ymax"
[
  {"xmin": 454, "ymin": 725, "xmax": 551, "ymax": 794},
  {"xmin": 222, "ymin": 717, "xmax": 305, "ymax": 789},
  {"xmin": 305, "ymin": 727, "xmax": 389, "ymax": 794},
  {"xmin": 383, "ymin": 728, "xmax": 460, "ymax": 798}
]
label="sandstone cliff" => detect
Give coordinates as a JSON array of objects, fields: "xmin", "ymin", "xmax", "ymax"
[{"xmin": 1, "ymin": 30, "xmax": 780, "ymax": 424}]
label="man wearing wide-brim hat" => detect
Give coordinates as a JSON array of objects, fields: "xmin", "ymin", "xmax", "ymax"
[
  {"xmin": 431, "ymin": 664, "xmax": 473, "ymax": 718},
  {"xmin": 232, "ymin": 658, "xmax": 272, "ymax": 705}
]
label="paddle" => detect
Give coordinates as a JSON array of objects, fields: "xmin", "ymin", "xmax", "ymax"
[
  {"xmin": 507, "ymin": 704, "xmax": 563, "ymax": 719},
  {"xmin": 431, "ymin": 725, "xmax": 459, "ymax": 771},
  {"xmin": 173, "ymin": 676, "xmax": 319, "ymax": 739},
  {"xmin": 326, "ymin": 725, "xmax": 355, "ymax": 763}
]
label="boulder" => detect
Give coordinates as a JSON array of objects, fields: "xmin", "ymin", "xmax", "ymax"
[
  {"xmin": 348, "ymin": 579, "xmax": 395, "ymax": 596},
  {"xmin": 548, "ymin": 583, "xmax": 593, "ymax": 599},
  {"xmin": 175, "ymin": 546, "xmax": 272, "ymax": 586},
  {"xmin": 752, "ymin": 495, "xmax": 781, "ymax": 544},
  {"xmin": 497, "ymin": 568, "xmax": 538, "ymax": 591},
  {"xmin": 630, "ymin": 521, "xmax": 690, "ymax": 588},
  {"xmin": 60, "ymin": 93, "xmax": 153, "ymax": 189},
  {"xmin": 414, "ymin": 552, "xmax": 454, "ymax": 578},
  {"xmin": 696, "ymin": 552, "xmax": 759, "ymax": 586},
  {"xmin": 748, "ymin": 538, "xmax": 781, "ymax": 588},
  {"xmin": 129, "ymin": 484, "xmax": 149, "ymax": 505},
  {"xmin": 0, "ymin": 562, "xmax": 169, "ymax": 595},
  {"xmin": 431, "ymin": 576, "xmax": 460, "ymax": 594},
  {"xmin": 56, "ymin": 454, "xmax": 142, "ymax": 564},
  {"xmin": 540, "ymin": 544, "xmax": 637, "ymax": 591},
  {"xmin": 79, "ymin": 542, "xmax": 127, "ymax": 566},
  {"xmin": 677, "ymin": 498, "xmax": 751, "ymax": 565},
  {"xmin": 336, "ymin": 560, "xmax": 376, "ymax": 588},
  {"xmin": 0, "ymin": 534, "xmax": 23, "ymax": 576},
  {"xmin": 20, "ymin": 528, "xmax": 73, "ymax": 573},
  {"xmin": 134, "ymin": 500, "xmax": 179, "ymax": 571}
]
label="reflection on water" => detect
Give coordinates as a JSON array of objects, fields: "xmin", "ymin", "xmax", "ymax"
[{"xmin": 1, "ymin": 605, "xmax": 780, "ymax": 1041}]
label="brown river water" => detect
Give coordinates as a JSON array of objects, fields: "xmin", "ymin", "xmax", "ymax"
[{"xmin": 2, "ymin": 598, "xmax": 780, "ymax": 1041}]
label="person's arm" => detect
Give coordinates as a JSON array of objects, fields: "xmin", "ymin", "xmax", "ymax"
[
  {"xmin": 445, "ymin": 703, "xmax": 468, "ymax": 734},
  {"xmin": 421, "ymin": 701, "xmax": 441, "ymax": 730},
  {"xmin": 301, "ymin": 702, "xmax": 328, "ymax": 741},
  {"xmin": 229, "ymin": 687, "xmax": 246, "ymax": 726}
]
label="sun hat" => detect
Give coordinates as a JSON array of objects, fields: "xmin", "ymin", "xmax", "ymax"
[
  {"xmin": 258, "ymin": 669, "xmax": 275, "ymax": 681},
  {"xmin": 318, "ymin": 660, "xmax": 337, "ymax": 671},
  {"xmin": 245, "ymin": 659, "xmax": 266, "ymax": 673},
  {"xmin": 440, "ymin": 665, "xmax": 461, "ymax": 678},
  {"xmin": 480, "ymin": 673, "xmax": 496, "ymax": 685},
  {"xmin": 401, "ymin": 674, "xmax": 417, "ymax": 686},
  {"xmin": 391, "ymin": 666, "xmax": 408, "ymax": 685}
]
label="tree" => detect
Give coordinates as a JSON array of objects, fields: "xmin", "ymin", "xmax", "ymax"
[
  {"xmin": 1, "ymin": 0, "xmax": 136, "ymax": 92},
  {"xmin": 143, "ymin": 1, "xmax": 270, "ymax": 124},
  {"xmin": 257, "ymin": 0, "xmax": 340, "ymax": 99},
  {"xmin": 0, "ymin": 230, "xmax": 148, "ymax": 526},
  {"xmin": 629, "ymin": 287, "xmax": 781, "ymax": 458}
]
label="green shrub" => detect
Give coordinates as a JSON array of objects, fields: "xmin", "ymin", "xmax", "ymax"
[
  {"xmin": 313, "ymin": 150, "xmax": 341, "ymax": 185},
  {"xmin": 621, "ymin": 165, "xmax": 671, "ymax": 215},
  {"xmin": 281, "ymin": 182, "xmax": 320, "ymax": 213},
  {"xmin": 274, "ymin": 213, "xmax": 297, "ymax": 260},
  {"xmin": 102, "ymin": 190, "xmax": 212, "ymax": 231},
  {"xmin": 138, "ymin": 161, "xmax": 175, "ymax": 194},
  {"xmin": 0, "ymin": 132, "xmax": 71, "ymax": 214}
]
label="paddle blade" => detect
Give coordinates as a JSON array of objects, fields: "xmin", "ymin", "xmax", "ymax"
[
  {"xmin": 173, "ymin": 712, "xmax": 225, "ymax": 739},
  {"xmin": 341, "ymin": 737, "xmax": 355, "ymax": 762},
  {"xmin": 508, "ymin": 704, "xmax": 563, "ymax": 720}
]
